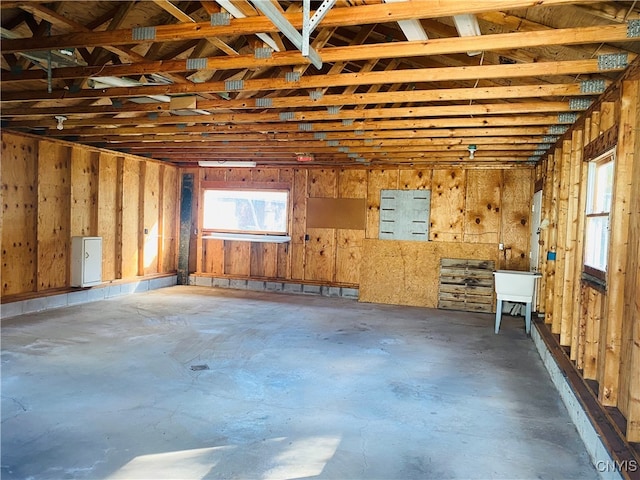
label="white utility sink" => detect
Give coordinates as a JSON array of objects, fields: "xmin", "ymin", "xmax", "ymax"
[{"xmin": 493, "ymin": 270, "xmax": 542, "ymax": 335}]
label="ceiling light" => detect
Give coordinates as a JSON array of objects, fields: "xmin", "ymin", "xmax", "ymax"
[
  {"xmin": 453, "ymin": 14, "xmax": 482, "ymax": 56},
  {"xmin": 198, "ymin": 161, "xmax": 257, "ymax": 168},
  {"xmin": 55, "ymin": 115, "xmax": 67, "ymax": 130}
]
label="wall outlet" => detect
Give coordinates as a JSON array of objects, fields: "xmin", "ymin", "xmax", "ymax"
[{"xmin": 499, "ymin": 243, "xmax": 504, "ymax": 251}]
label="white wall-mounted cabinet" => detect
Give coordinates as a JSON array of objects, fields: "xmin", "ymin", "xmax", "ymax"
[{"xmin": 71, "ymin": 237, "xmax": 102, "ymax": 287}]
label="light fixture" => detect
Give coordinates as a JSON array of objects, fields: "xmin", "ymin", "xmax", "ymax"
[
  {"xmin": 198, "ymin": 161, "xmax": 257, "ymax": 168},
  {"xmin": 467, "ymin": 144, "xmax": 477, "ymax": 159},
  {"xmin": 453, "ymin": 14, "xmax": 482, "ymax": 56},
  {"xmin": 55, "ymin": 115, "xmax": 67, "ymax": 130}
]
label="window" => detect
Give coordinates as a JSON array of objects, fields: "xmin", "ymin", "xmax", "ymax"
[
  {"xmin": 583, "ymin": 150, "xmax": 615, "ymax": 280},
  {"xmin": 203, "ymin": 189, "xmax": 289, "ymax": 236}
]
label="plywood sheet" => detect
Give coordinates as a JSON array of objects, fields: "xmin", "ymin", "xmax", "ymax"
[
  {"xmin": 338, "ymin": 168, "xmax": 367, "ymax": 198},
  {"xmin": 304, "ymin": 227, "xmax": 336, "ymax": 282},
  {"xmin": 501, "ymin": 169, "xmax": 533, "ymax": 270},
  {"xmin": 335, "ymin": 229, "xmax": 364, "ymax": 285},
  {"xmin": 203, "ymin": 239, "xmax": 224, "ymax": 275},
  {"xmin": 290, "ymin": 169, "xmax": 307, "ymax": 280},
  {"xmin": 399, "ymin": 169, "xmax": 431, "ymax": 190},
  {"xmin": 430, "ymin": 169, "xmax": 465, "ymax": 242},
  {"xmin": 120, "ymin": 158, "xmax": 140, "ymax": 278},
  {"xmin": 98, "ymin": 153, "xmax": 118, "ymax": 281},
  {"xmin": 252, "ymin": 168, "xmax": 279, "ymax": 183},
  {"xmin": 70, "ymin": 149, "xmax": 98, "ymax": 237},
  {"xmin": 1, "ymin": 133, "xmax": 38, "ymax": 295},
  {"xmin": 250, "ymin": 242, "xmax": 277, "ymax": 278},
  {"xmin": 162, "ymin": 166, "xmax": 179, "ymax": 273},
  {"xmin": 359, "ymin": 239, "xmax": 499, "ymax": 308},
  {"xmin": 143, "ymin": 162, "xmax": 160, "ymax": 275},
  {"xmin": 366, "ymin": 169, "xmax": 398, "ymax": 239},
  {"xmin": 37, "ymin": 142, "xmax": 71, "ymax": 290},
  {"xmin": 308, "ymin": 168, "xmax": 337, "ymax": 198},
  {"xmin": 277, "ymin": 168, "xmax": 295, "ymax": 279},
  {"xmin": 464, "ymin": 169, "xmax": 502, "ymax": 244},
  {"xmin": 306, "ymin": 198, "xmax": 366, "ymax": 230},
  {"xmin": 224, "ymin": 240, "xmax": 250, "ymax": 276}
]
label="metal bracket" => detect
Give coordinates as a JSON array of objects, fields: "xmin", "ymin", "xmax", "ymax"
[
  {"xmin": 580, "ymin": 79, "xmax": 605, "ymax": 94},
  {"xmin": 314, "ymin": 132, "xmax": 327, "ymax": 140},
  {"xmin": 557, "ymin": 113, "xmax": 578, "ymax": 123},
  {"xmin": 279, "ymin": 111, "xmax": 295, "ymax": 121},
  {"xmin": 327, "ymin": 140, "xmax": 340, "ymax": 147},
  {"xmin": 255, "ymin": 97, "xmax": 272, "ymax": 107},
  {"xmin": 186, "ymin": 58, "xmax": 207, "ymax": 70},
  {"xmin": 250, "ymin": 0, "xmax": 331, "ymax": 69},
  {"xmin": 132, "ymin": 26, "xmax": 157, "ymax": 41},
  {"xmin": 298, "ymin": 123, "xmax": 313, "ymax": 131},
  {"xmin": 569, "ymin": 98, "xmax": 593, "ymax": 111},
  {"xmin": 224, "ymin": 79, "xmax": 244, "ymax": 91},
  {"xmin": 597, "ymin": 53, "xmax": 628, "ymax": 71},
  {"xmin": 628, "ymin": 19, "xmax": 640, "ymax": 38}
]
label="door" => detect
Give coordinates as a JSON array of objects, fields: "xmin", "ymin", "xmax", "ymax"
[{"xmin": 83, "ymin": 237, "xmax": 103, "ymax": 285}]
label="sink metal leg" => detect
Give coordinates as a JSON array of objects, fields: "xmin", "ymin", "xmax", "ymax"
[
  {"xmin": 525, "ymin": 302, "xmax": 532, "ymax": 335},
  {"xmin": 495, "ymin": 299, "xmax": 503, "ymax": 334}
]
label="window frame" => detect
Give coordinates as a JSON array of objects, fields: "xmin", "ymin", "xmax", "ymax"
[
  {"xmin": 583, "ymin": 149, "xmax": 615, "ymax": 282},
  {"xmin": 200, "ymin": 181, "xmax": 291, "ymax": 241}
]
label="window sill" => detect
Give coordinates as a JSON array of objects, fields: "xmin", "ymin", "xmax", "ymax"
[{"xmin": 202, "ymin": 233, "xmax": 291, "ymax": 243}]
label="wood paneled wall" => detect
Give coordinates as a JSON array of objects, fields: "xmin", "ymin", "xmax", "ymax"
[
  {"xmin": 535, "ymin": 79, "xmax": 640, "ymax": 442},
  {"xmin": 1, "ymin": 132, "xmax": 180, "ymax": 298},
  {"xmin": 189, "ymin": 165, "xmax": 533, "ymax": 299}
]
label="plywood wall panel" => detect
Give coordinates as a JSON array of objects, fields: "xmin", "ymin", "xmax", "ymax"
[
  {"xmin": 399, "ymin": 169, "xmax": 431, "ymax": 190},
  {"xmin": 359, "ymin": 239, "xmax": 498, "ymax": 308},
  {"xmin": 202, "ymin": 239, "xmax": 224, "ymax": 275},
  {"xmin": 335, "ymin": 229, "xmax": 364, "ymax": 285},
  {"xmin": 430, "ymin": 169, "xmax": 465, "ymax": 242},
  {"xmin": 142, "ymin": 162, "xmax": 160, "ymax": 275},
  {"xmin": 252, "ymin": 168, "xmax": 279, "ymax": 183},
  {"xmin": 37, "ymin": 143, "xmax": 71, "ymax": 290},
  {"xmin": 366, "ymin": 169, "xmax": 398, "ymax": 239},
  {"xmin": 290, "ymin": 169, "xmax": 308, "ymax": 280},
  {"xmin": 277, "ymin": 168, "xmax": 294, "ymax": 279},
  {"xmin": 224, "ymin": 241, "xmax": 251, "ymax": 276},
  {"xmin": 162, "ymin": 166, "xmax": 179, "ymax": 273},
  {"xmin": 70, "ymin": 149, "xmax": 98, "ymax": 237},
  {"xmin": 304, "ymin": 227, "xmax": 336, "ymax": 282},
  {"xmin": 309, "ymin": 168, "xmax": 338, "ymax": 198},
  {"xmin": 225, "ymin": 168, "xmax": 250, "ymax": 182},
  {"xmin": 501, "ymin": 169, "xmax": 532, "ymax": 270},
  {"xmin": 250, "ymin": 242, "xmax": 277, "ymax": 278},
  {"xmin": 464, "ymin": 169, "xmax": 502, "ymax": 244},
  {"xmin": 1, "ymin": 133, "xmax": 38, "ymax": 295},
  {"xmin": 97, "ymin": 153, "xmax": 118, "ymax": 281},
  {"xmin": 203, "ymin": 168, "xmax": 226, "ymax": 182},
  {"xmin": 120, "ymin": 157, "xmax": 140, "ymax": 279},
  {"xmin": 338, "ymin": 168, "xmax": 367, "ymax": 198}
]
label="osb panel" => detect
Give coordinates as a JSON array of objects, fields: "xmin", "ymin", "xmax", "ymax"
[
  {"xmin": 37, "ymin": 142, "xmax": 71, "ymax": 291},
  {"xmin": 359, "ymin": 239, "xmax": 498, "ymax": 308},
  {"xmin": 143, "ymin": 162, "xmax": 160, "ymax": 275},
  {"xmin": 501, "ymin": 169, "xmax": 533, "ymax": 270},
  {"xmin": 162, "ymin": 166, "xmax": 179, "ymax": 273},
  {"xmin": 70, "ymin": 149, "xmax": 98, "ymax": 237},
  {"xmin": 202, "ymin": 239, "xmax": 224, "ymax": 275},
  {"xmin": 202, "ymin": 168, "xmax": 226, "ymax": 182},
  {"xmin": 252, "ymin": 168, "xmax": 279, "ymax": 183},
  {"xmin": 308, "ymin": 168, "xmax": 338, "ymax": 198},
  {"xmin": 338, "ymin": 168, "xmax": 367, "ymax": 198},
  {"xmin": 98, "ymin": 153, "xmax": 118, "ymax": 281},
  {"xmin": 120, "ymin": 157, "xmax": 139, "ymax": 278},
  {"xmin": 224, "ymin": 240, "xmax": 251, "ymax": 276},
  {"xmin": 464, "ymin": 170, "xmax": 502, "ymax": 244},
  {"xmin": 304, "ymin": 227, "xmax": 336, "ymax": 282},
  {"xmin": 1, "ymin": 133, "xmax": 38, "ymax": 295},
  {"xmin": 399, "ymin": 169, "xmax": 431, "ymax": 190},
  {"xmin": 290, "ymin": 169, "xmax": 307, "ymax": 280},
  {"xmin": 225, "ymin": 168, "xmax": 250, "ymax": 182},
  {"xmin": 250, "ymin": 242, "xmax": 277, "ymax": 278},
  {"xmin": 366, "ymin": 169, "xmax": 398, "ymax": 239},
  {"xmin": 430, "ymin": 169, "xmax": 465, "ymax": 242},
  {"xmin": 335, "ymin": 229, "xmax": 364, "ymax": 285}
]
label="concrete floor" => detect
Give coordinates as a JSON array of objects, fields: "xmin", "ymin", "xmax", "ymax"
[{"xmin": 1, "ymin": 286, "xmax": 597, "ymax": 480}]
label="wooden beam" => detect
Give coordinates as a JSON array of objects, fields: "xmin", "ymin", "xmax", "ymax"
[
  {"xmin": 2, "ymin": 24, "xmax": 633, "ymax": 82},
  {"xmin": 0, "ymin": 0, "xmax": 584, "ymax": 53},
  {"xmin": 0, "ymin": 83, "xmax": 596, "ymax": 117},
  {"xmin": 2, "ymin": 58, "xmax": 627, "ymax": 103}
]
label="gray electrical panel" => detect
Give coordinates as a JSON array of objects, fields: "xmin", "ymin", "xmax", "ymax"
[{"xmin": 379, "ymin": 189, "xmax": 430, "ymax": 241}]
